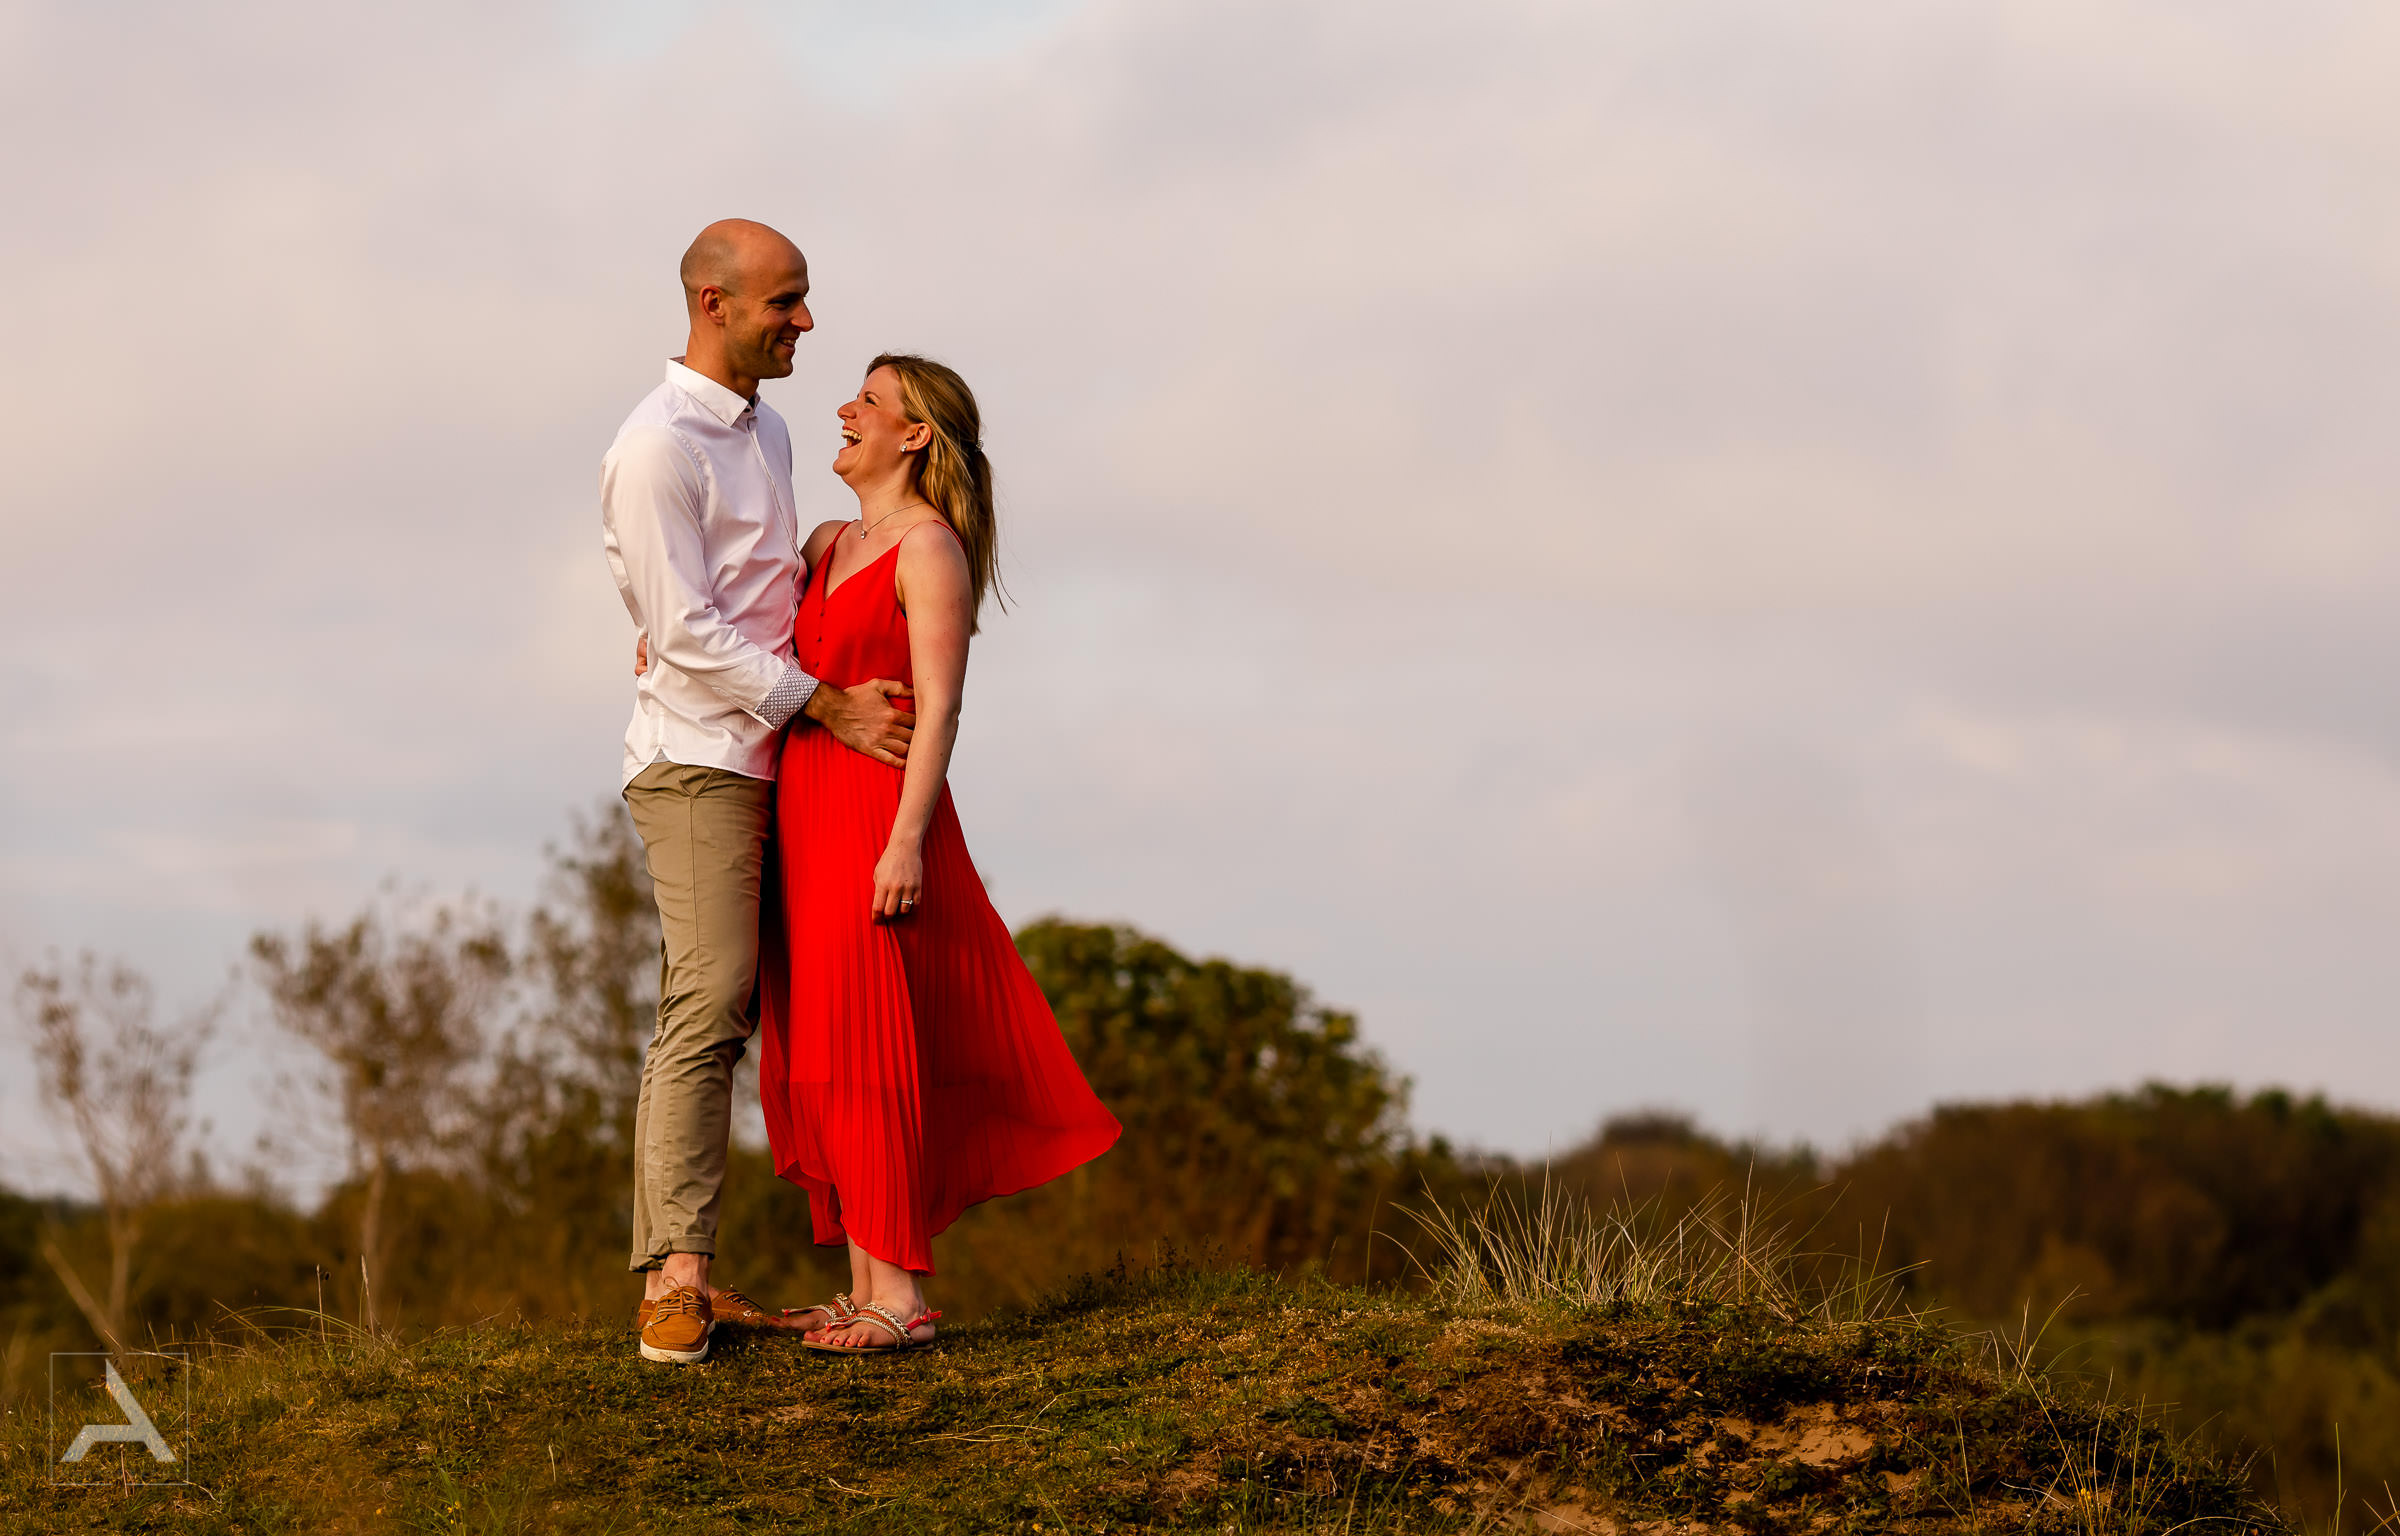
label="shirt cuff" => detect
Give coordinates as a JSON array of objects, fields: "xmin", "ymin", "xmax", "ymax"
[{"xmin": 755, "ymin": 663, "xmax": 820, "ymax": 730}]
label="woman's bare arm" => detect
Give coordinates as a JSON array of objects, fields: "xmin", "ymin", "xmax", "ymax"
[{"xmin": 871, "ymin": 525, "xmax": 974, "ymax": 919}]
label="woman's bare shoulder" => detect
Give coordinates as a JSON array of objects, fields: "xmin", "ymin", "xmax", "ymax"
[
  {"xmin": 893, "ymin": 518, "xmax": 971, "ymax": 605},
  {"xmin": 896, "ymin": 519, "xmax": 967, "ymax": 571},
  {"xmin": 896, "ymin": 517, "xmax": 965, "ymax": 557},
  {"xmin": 802, "ymin": 518, "xmax": 851, "ymax": 567}
]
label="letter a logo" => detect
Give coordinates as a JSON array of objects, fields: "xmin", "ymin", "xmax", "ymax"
[{"xmin": 60, "ymin": 1361, "xmax": 176, "ymax": 1464}]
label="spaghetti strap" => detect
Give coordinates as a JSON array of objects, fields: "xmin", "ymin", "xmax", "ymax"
[{"xmin": 899, "ymin": 518, "xmax": 963, "ymax": 552}]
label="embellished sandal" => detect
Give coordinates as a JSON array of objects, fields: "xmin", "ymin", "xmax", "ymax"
[{"xmin": 800, "ymin": 1301, "xmax": 940, "ymax": 1354}]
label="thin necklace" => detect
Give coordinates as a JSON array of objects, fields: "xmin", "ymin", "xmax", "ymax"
[{"xmin": 860, "ymin": 501, "xmax": 929, "ymax": 540}]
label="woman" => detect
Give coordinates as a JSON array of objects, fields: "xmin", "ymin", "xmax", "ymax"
[{"xmin": 754, "ymin": 353, "xmax": 1121, "ymax": 1352}]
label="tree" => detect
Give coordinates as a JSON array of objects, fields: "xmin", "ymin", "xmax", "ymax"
[
  {"xmin": 1011, "ymin": 920, "xmax": 1428, "ymax": 1273},
  {"xmin": 15, "ymin": 953, "xmax": 214, "ymax": 1351},
  {"xmin": 1837, "ymin": 1085, "xmax": 2400, "ymax": 1326},
  {"xmin": 516, "ymin": 804, "xmax": 659, "ymax": 1138},
  {"xmin": 251, "ymin": 900, "xmax": 506, "ymax": 1330},
  {"xmin": 461, "ymin": 806, "xmax": 663, "ymax": 1313}
]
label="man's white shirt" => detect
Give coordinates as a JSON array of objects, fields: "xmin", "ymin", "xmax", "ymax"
[{"xmin": 601, "ymin": 360, "xmax": 818, "ymax": 785}]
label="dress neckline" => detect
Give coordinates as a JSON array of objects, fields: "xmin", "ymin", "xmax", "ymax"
[
  {"xmin": 820, "ymin": 532, "xmax": 906, "ymax": 602},
  {"xmin": 819, "ymin": 518, "xmax": 960, "ymax": 601}
]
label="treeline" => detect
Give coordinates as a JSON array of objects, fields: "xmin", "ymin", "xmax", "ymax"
[
  {"xmin": 1, "ymin": 808, "xmax": 1451, "ymax": 1356},
  {"xmin": 1560, "ymin": 1088, "xmax": 2400, "ymax": 1329},
  {"xmin": 4, "ymin": 806, "xmax": 2396, "ymax": 1523}
]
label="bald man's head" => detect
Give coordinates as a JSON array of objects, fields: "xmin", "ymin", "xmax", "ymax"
[
  {"xmin": 681, "ymin": 218, "xmax": 803, "ymax": 305},
  {"xmin": 678, "ymin": 218, "xmax": 813, "ymax": 390}
]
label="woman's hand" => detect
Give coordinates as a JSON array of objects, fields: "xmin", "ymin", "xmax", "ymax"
[
  {"xmin": 634, "ymin": 632, "xmax": 649, "ymax": 677},
  {"xmin": 872, "ymin": 837, "xmax": 923, "ymax": 921}
]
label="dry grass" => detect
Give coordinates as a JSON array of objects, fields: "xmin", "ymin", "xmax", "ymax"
[
  {"xmin": 0, "ymin": 1209, "xmax": 2282, "ymax": 1535},
  {"xmin": 1404, "ymin": 1173, "xmax": 1912, "ymax": 1325}
]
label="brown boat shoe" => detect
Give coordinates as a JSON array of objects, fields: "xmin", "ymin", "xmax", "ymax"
[
  {"xmin": 708, "ymin": 1287, "xmax": 789, "ymax": 1329},
  {"xmin": 639, "ymin": 1285, "xmax": 713, "ymax": 1364},
  {"xmin": 636, "ymin": 1285, "xmax": 816, "ymax": 1333}
]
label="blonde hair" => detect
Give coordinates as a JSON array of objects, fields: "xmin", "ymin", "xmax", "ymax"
[{"xmin": 869, "ymin": 352, "xmax": 1004, "ymax": 631}]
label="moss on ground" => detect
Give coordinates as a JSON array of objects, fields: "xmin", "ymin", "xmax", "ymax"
[{"xmin": 0, "ymin": 1264, "xmax": 2283, "ymax": 1534}]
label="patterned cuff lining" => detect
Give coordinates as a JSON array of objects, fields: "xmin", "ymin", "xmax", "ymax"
[{"xmin": 757, "ymin": 665, "xmax": 820, "ymax": 731}]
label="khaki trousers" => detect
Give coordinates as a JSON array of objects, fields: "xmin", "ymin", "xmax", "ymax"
[{"xmin": 622, "ymin": 760, "xmax": 775, "ymax": 1269}]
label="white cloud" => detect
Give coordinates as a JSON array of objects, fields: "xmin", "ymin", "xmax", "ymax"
[{"xmin": 5, "ymin": 0, "xmax": 2400, "ymax": 1186}]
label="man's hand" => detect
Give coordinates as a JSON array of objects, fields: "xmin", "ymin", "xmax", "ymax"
[
  {"xmin": 634, "ymin": 632, "xmax": 649, "ymax": 676},
  {"xmin": 804, "ymin": 678, "xmax": 914, "ymax": 766}
]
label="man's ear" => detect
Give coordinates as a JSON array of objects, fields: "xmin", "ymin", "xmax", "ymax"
[{"xmin": 697, "ymin": 284, "xmax": 732, "ymax": 327}]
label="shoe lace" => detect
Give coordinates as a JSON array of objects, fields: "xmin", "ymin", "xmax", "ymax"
[{"xmin": 651, "ymin": 1289, "xmax": 706, "ymax": 1323}]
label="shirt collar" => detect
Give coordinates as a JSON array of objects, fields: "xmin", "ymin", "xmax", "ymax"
[{"xmin": 665, "ymin": 358, "xmax": 755, "ymax": 426}]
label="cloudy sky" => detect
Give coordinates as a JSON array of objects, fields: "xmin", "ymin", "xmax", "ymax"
[{"xmin": 5, "ymin": 0, "xmax": 2399, "ymax": 1188}]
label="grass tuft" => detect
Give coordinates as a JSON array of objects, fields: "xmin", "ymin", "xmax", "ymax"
[{"xmin": 1404, "ymin": 1171, "xmax": 1915, "ymax": 1324}]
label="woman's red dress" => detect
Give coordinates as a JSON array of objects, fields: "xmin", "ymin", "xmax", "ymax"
[{"xmin": 756, "ymin": 526, "xmax": 1119, "ymax": 1274}]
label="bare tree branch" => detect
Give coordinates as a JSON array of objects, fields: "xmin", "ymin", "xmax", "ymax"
[
  {"xmin": 251, "ymin": 896, "xmax": 508, "ymax": 1328},
  {"xmin": 16, "ymin": 952, "xmax": 214, "ymax": 1345},
  {"xmin": 38, "ymin": 1230, "xmax": 127, "ymax": 1356}
]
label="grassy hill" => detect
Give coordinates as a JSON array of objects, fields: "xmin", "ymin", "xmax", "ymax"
[
  {"xmin": 0, "ymin": 1256, "xmax": 2278, "ymax": 1535},
  {"xmin": 13, "ymin": 831, "xmax": 2385, "ymax": 1527}
]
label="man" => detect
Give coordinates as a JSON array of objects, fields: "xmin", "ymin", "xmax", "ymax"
[{"xmin": 601, "ymin": 218, "xmax": 911, "ymax": 1365}]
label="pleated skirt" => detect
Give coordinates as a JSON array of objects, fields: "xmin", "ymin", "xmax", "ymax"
[{"xmin": 756, "ymin": 722, "xmax": 1121, "ymax": 1274}]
